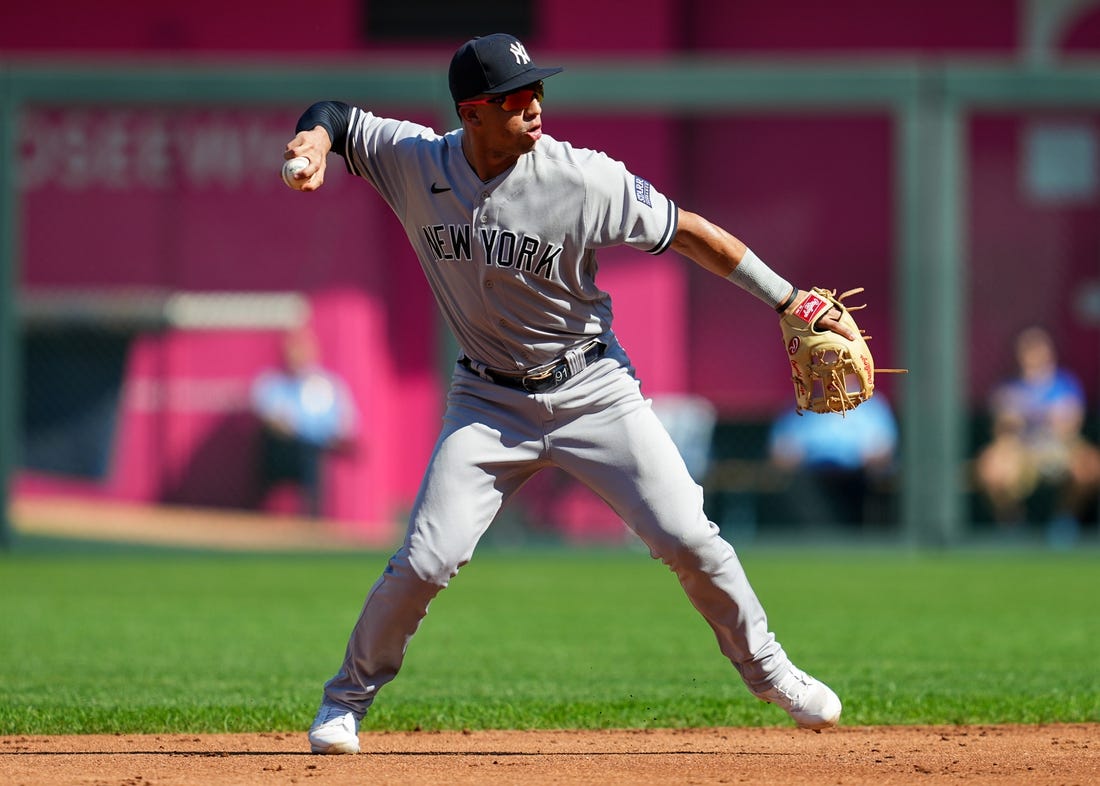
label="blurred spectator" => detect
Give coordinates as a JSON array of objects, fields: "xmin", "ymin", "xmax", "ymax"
[
  {"xmin": 767, "ymin": 394, "xmax": 899, "ymax": 528},
  {"xmin": 974, "ymin": 326, "xmax": 1100, "ymax": 543},
  {"xmin": 251, "ymin": 327, "xmax": 358, "ymax": 517}
]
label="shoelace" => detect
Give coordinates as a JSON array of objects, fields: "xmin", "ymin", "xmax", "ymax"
[
  {"xmin": 771, "ymin": 670, "xmax": 812, "ymax": 703},
  {"xmin": 316, "ymin": 705, "xmax": 351, "ymax": 725}
]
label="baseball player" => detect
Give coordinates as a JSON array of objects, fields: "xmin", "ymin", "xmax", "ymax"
[{"xmin": 286, "ymin": 33, "xmax": 851, "ymax": 755}]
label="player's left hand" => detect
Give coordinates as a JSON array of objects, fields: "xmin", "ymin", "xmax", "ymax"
[{"xmin": 815, "ymin": 304, "xmax": 859, "ymax": 342}]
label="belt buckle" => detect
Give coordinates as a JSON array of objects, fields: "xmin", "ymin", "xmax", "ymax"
[
  {"xmin": 525, "ymin": 361, "xmax": 579, "ymax": 392},
  {"xmin": 521, "ymin": 341, "xmax": 604, "ymax": 392},
  {"xmin": 521, "ymin": 365, "xmax": 559, "ymax": 392}
]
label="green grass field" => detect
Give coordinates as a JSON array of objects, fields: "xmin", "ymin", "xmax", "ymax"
[{"xmin": 0, "ymin": 540, "xmax": 1097, "ymax": 735}]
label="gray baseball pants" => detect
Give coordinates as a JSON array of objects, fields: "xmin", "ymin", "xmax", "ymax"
[{"xmin": 321, "ymin": 338, "xmax": 791, "ymax": 715}]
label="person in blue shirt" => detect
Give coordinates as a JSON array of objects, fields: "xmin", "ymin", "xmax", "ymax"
[
  {"xmin": 767, "ymin": 394, "xmax": 899, "ymax": 528},
  {"xmin": 251, "ymin": 327, "xmax": 358, "ymax": 517},
  {"xmin": 974, "ymin": 326, "xmax": 1100, "ymax": 540}
]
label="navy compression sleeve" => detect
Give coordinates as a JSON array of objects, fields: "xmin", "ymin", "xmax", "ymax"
[{"xmin": 295, "ymin": 101, "xmax": 352, "ymax": 153}]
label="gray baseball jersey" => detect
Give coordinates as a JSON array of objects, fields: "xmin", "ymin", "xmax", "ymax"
[
  {"xmin": 338, "ymin": 109, "xmax": 676, "ymax": 371},
  {"xmin": 310, "ymin": 105, "xmax": 797, "ymax": 726}
]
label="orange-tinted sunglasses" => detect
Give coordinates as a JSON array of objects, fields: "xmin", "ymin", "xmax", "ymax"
[{"xmin": 458, "ymin": 81, "xmax": 544, "ymax": 112}]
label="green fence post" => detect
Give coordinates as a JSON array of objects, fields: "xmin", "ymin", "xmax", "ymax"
[
  {"xmin": 899, "ymin": 73, "xmax": 966, "ymax": 546},
  {"xmin": 0, "ymin": 67, "xmax": 17, "ymax": 550}
]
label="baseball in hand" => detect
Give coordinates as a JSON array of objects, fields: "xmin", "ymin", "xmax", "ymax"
[{"xmin": 282, "ymin": 156, "xmax": 310, "ymax": 189}]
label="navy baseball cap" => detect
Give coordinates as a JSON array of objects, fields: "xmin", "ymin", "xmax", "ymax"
[{"xmin": 448, "ymin": 34, "xmax": 563, "ymax": 102}]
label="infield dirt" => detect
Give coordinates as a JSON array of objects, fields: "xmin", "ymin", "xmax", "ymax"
[{"xmin": 3, "ymin": 724, "xmax": 1098, "ymax": 785}]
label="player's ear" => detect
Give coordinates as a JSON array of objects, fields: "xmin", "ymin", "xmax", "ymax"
[{"xmin": 457, "ymin": 104, "xmax": 481, "ymax": 127}]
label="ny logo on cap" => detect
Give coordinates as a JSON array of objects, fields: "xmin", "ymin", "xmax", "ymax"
[{"xmin": 509, "ymin": 42, "xmax": 531, "ymax": 65}]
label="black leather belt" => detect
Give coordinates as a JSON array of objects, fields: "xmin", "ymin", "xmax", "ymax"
[{"xmin": 459, "ymin": 341, "xmax": 606, "ymax": 393}]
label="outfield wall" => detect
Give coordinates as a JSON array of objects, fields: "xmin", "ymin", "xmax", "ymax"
[{"xmin": 3, "ymin": 1, "xmax": 1100, "ymax": 543}]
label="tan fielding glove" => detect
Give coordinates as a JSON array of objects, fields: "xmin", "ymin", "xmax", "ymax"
[{"xmin": 779, "ymin": 287, "xmax": 905, "ymax": 415}]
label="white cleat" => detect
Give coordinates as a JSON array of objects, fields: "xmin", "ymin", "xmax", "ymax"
[
  {"xmin": 308, "ymin": 701, "xmax": 361, "ymax": 754},
  {"xmin": 753, "ymin": 667, "xmax": 842, "ymax": 731}
]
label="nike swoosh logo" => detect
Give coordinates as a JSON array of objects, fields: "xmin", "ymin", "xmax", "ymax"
[{"xmin": 430, "ymin": 183, "xmax": 451, "ymax": 194}]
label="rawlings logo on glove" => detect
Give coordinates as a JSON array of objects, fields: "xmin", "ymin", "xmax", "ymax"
[{"xmin": 779, "ymin": 287, "xmax": 906, "ymax": 415}]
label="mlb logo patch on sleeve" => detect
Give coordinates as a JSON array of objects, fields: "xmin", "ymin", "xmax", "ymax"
[{"xmin": 634, "ymin": 176, "xmax": 653, "ymax": 207}]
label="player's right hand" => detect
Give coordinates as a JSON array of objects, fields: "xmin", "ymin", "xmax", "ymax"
[{"xmin": 284, "ymin": 127, "xmax": 331, "ymax": 191}]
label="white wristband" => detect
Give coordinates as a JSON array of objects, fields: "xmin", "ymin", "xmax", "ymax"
[{"xmin": 725, "ymin": 249, "xmax": 792, "ymax": 309}]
